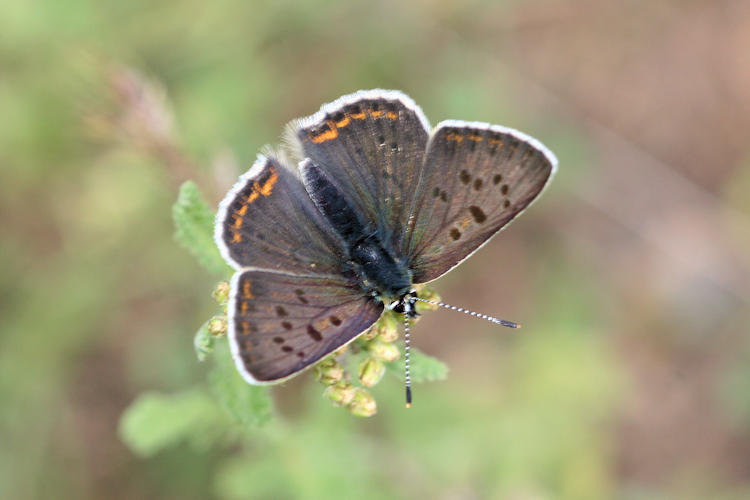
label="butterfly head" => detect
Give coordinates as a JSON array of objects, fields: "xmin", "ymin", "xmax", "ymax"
[{"xmin": 386, "ymin": 289, "xmax": 419, "ymax": 319}]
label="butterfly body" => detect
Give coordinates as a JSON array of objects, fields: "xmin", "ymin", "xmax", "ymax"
[
  {"xmin": 215, "ymin": 89, "xmax": 557, "ymax": 385},
  {"xmin": 302, "ymin": 160, "xmax": 413, "ymax": 302}
]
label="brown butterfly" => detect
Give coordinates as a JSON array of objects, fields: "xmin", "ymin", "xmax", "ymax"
[{"xmin": 215, "ymin": 90, "xmax": 557, "ymax": 396}]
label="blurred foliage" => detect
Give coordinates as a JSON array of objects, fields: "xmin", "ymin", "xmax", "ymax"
[
  {"xmin": 2, "ymin": 0, "xmax": 750, "ymax": 499},
  {"xmin": 173, "ymin": 181, "xmax": 230, "ymax": 276}
]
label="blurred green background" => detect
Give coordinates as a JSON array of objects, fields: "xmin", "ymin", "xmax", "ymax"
[{"xmin": 3, "ymin": 0, "xmax": 750, "ymax": 498}]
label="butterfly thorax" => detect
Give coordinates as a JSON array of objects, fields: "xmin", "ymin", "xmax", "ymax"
[
  {"xmin": 302, "ymin": 160, "xmax": 412, "ymax": 301},
  {"xmin": 350, "ymin": 234, "xmax": 412, "ymax": 301}
]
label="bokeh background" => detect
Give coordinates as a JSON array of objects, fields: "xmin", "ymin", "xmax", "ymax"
[{"xmin": 3, "ymin": 0, "xmax": 750, "ymax": 498}]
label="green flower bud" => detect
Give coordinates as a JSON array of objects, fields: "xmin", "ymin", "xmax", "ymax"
[
  {"xmin": 375, "ymin": 311, "xmax": 399, "ymax": 342},
  {"xmin": 415, "ymin": 286, "xmax": 441, "ymax": 313},
  {"xmin": 358, "ymin": 358, "xmax": 386, "ymax": 387},
  {"xmin": 324, "ymin": 382, "xmax": 356, "ymax": 406},
  {"xmin": 207, "ymin": 316, "xmax": 228, "ymax": 337},
  {"xmin": 348, "ymin": 388, "xmax": 377, "ymax": 417},
  {"xmin": 332, "ymin": 345, "xmax": 349, "ymax": 357},
  {"xmin": 368, "ymin": 339, "xmax": 401, "ymax": 362},
  {"xmin": 213, "ymin": 281, "xmax": 230, "ymax": 305},
  {"xmin": 314, "ymin": 358, "xmax": 344, "ymax": 385},
  {"xmin": 361, "ymin": 324, "xmax": 379, "ymax": 341}
]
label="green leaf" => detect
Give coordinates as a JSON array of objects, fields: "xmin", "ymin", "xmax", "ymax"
[
  {"xmin": 208, "ymin": 340, "xmax": 273, "ymax": 427},
  {"xmin": 193, "ymin": 320, "xmax": 215, "ymax": 361},
  {"xmin": 386, "ymin": 346, "xmax": 449, "ymax": 383},
  {"xmin": 173, "ymin": 180, "xmax": 229, "ymax": 275},
  {"xmin": 118, "ymin": 389, "xmax": 225, "ymax": 458}
]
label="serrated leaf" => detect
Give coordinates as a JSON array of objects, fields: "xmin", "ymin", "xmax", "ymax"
[
  {"xmin": 194, "ymin": 320, "xmax": 215, "ymax": 361},
  {"xmin": 386, "ymin": 346, "xmax": 448, "ymax": 383},
  {"xmin": 173, "ymin": 180, "xmax": 229, "ymax": 275},
  {"xmin": 208, "ymin": 341, "xmax": 272, "ymax": 427},
  {"xmin": 118, "ymin": 389, "xmax": 224, "ymax": 458}
]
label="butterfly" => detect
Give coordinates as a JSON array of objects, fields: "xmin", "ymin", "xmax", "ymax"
[{"xmin": 215, "ymin": 89, "xmax": 557, "ymax": 389}]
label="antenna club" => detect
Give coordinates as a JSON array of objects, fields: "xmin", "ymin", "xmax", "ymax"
[
  {"xmin": 515, "ymin": 324, "xmax": 522, "ymax": 329},
  {"xmin": 405, "ymin": 402, "xmax": 411, "ymax": 409}
]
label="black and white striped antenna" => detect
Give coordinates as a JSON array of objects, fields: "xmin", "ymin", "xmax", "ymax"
[{"xmin": 402, "ymin": 296, "xmax": 520, "ymax": 407}]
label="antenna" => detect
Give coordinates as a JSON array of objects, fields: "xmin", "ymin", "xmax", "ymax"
[
  {"xmin": 403, "ymin": 312, "xmax": 412, "ymax": 408},
  {"xmin": 401, "ymin": 295, "xmax": 520, "ymax": 408},
  {"xmin": 414, "ymin": 297, "xmax": 521, "ymax": 329}
]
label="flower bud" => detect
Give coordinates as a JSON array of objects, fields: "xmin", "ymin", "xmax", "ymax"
[
  {"xmin": 360, "ymin": 325, "xmax": 379, "ymax": 341},
  {"xmin": 324, "ymin": 382, "xmax": 356, "ymax": 406},
  {"xmin": 358, "ymin": 358, "xmax": 386, "ymax": 387},
  {"xmin": 212, "ymin": 281, "xmax": 230, "ymax": 305},
  {"xmin": 347, "ymin": 388, "xmax": 377, "ymax": 417},
  {"xmin": 207, "ymin": 316, "xmax": 227, "ymax": 337},
  {"xmin": 368, "ymin": 339, "xmax": 401, "ymax": 362},
  {"xmin": 415, "ymin": 286, "xmax": 441, "ymax": 313},
  {"xmin": 314, "ymin": 358, "xmax": 344, "ymax": 385},
  {"xmin": 375, "ymin": 312, "xmax": 399, "ymax": 342},
  {"xmin": 332, "ymin": 345, "xmax": 349, "ymax": 357}
]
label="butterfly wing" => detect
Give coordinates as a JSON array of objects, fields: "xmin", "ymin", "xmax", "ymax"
[
  {"xmin": 401, "ymin": 121, "xmax": 558, "ymax": 284},
  {"xmin": 215, "ymin": 154, "xmax": 349, "ymax": 275},
  {"xmin": 229, "ymin": 269, "xmax": 383, "ymax": 384},
  {"xmin": 288, "ymin": 89, "xmax": 430, "ymax": 249}
]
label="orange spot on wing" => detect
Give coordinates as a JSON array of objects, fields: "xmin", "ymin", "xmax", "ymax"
[
  {"xmin": 236, "ymin": 205, "xmax": 248, "ymax": 216},
  {"xmin": 231, "ymin": 232, "xmax": 242, "ymax": 243},
  {"xmin": 467, "ymin": 135, "xmax": 483, "ymax": 142},
  {"xmin": 445, "ymin": 132, "xmax": 464, "ymax": 142},
  {"xmin": 240, "ymin": 301, "xmax": 249, "ymax": 314},
  {"xmin": 242, "ymin": 280, "xmax": 254, "ymax": 299},
  {"xmin": 335, "ymin": 116, "xmax": 351, "ymax": 128},
  {"xmin": 233, "ymin": 215, "xmax": 243, "ymax": 228},
  {"xmin": 247, "ymin": 191, "xmax": 260, "ymax": 203},
  {"xmin": 369, "ymin": 110, "xmax": 384, "ymax": 118},
  {"xmin": 488, "ymin": 138, "xmax": 504, "ymax": 147},
  {"xmin": 385, "ymin": 111, "xmax": 398, "ymax": 120},
  {"xmin": 350, "ymin": 111, "xmax": 366, "ymax": 120},
  {"xmin": 241, "ymin": 321, "xmax": 251, "ymax": 335},
  {"xmin": 258, "ymin": 168, "xmax": 278, "ymax": 196},
  {"xmin": 309, "ymin": 121, "xmax": 339, "ymax": 143}
]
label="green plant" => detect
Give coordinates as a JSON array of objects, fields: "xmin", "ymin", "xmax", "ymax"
[{"xmin": 119, "ymin": 179, "xmax": 448, "ymax": 457}]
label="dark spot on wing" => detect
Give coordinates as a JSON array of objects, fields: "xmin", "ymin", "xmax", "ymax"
[
  {"xmin": 501, "ymin": 184, "xmax": 509, "ymax": 195},
  {"xmin": 282, "ymin": 345, "xmax": 293, "ymax": 352},
  {"xmin": 330, "ymin": 316, "xmax": 342, "ymax": 326},
  {"xmin": 273, "ymin": 337, "xmax": 285, "ymax": 344},
  {"xmin": 275, "ymin": 306, "xmax": 288, "ymax": 317},
  {"xmin": 432, "ymin": 187, "xmax": 440, "ymax": 198},
  {"xmin": 307, "ymin": 324, "xmax": 323, "ymax": 342},
  {"xmin": 469, "ymin": 206, "xmax": 487, "ymax": 223},
  {"xmin": 281, "ymin": 321, "xmax": 293, "ymax": 330},
  {"xmin": 493, "ymin": 174, "xmax": 503, "ymax": 185},
  {"xmin": 440, "ymin": 191, "xmax": 448, "ymax": 202},
  {"xmin": 459, "ymin": 170, "xmax": 471, "ymax": 185},
  {"xmin": 473, "ymin": 178, "xmax": 483, "ymax": 191},
  {"xmin": 450, "ymin": 228, "xmax": 461, "ymax": 240},
  {"xmin": 297, "ymin": 351, "xmax": 305, "ymax": 358},
  {"xmin": 503, "ymin": 199, "xmax": 511, "ymax": 208}
]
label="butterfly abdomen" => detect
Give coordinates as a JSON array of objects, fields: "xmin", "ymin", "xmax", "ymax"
[{"xmin": 301, "ymin": 159, "xmax": 412, "ymax": 300}]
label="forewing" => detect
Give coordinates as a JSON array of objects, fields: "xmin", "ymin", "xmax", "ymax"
[
  {"xmin": 215, "ymin": 154, "xmax": 346, "ymax": 275},
  {"xmin": 289, "ymin": 89, "xmax": 430, "ymax": 247},
  {"xmin": 228, "ymin": 269, "xmax": 384, "ymax": 384},
  {"xmin": 402, "ymin": 121, "xmax": 557, "ymax": 283}
]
